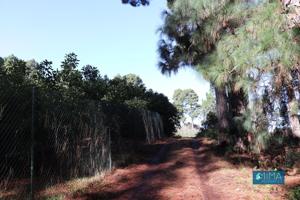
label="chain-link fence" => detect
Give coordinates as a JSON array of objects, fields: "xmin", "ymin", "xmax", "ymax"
[
  {"xmin": 0, "ymin": 86, "xmax": 164, "ymax": 199},
  {"xmin": 0, "ymin": 87, "xmax": 33, "ymax": 199}
]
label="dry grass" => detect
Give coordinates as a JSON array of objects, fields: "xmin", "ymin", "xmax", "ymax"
[
  {"xmin": 37, "ymin": 171, "xmax": 110, "ymax": 199},
  {"xmin": 9, "ymin": 137, "xmax": 299, "ymax": 200}
]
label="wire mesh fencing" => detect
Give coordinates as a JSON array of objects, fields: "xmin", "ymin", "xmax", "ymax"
[
  {"xmin": 0, "ymin": 86, "xmax": 164, "ymax": 199},
  {"xmin": 33, "ymin": 94, "xmax": 113, "ymax": 198},
  {"xmin": 0, "ymin": 86, "xmax": 33, "ymax": 199},
  {"xmin": 0, "ymin": 87, "xmax": 113, "ymax": 199}
]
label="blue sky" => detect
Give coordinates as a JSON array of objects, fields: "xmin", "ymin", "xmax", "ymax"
[{"xmin": 0, "ymin": 0, "xmax": 209, "ymax": 101}]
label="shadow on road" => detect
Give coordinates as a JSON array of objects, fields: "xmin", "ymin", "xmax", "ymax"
[{"xmin": 73, "ymin": 138, "xmax": 199, "ymax": 200}]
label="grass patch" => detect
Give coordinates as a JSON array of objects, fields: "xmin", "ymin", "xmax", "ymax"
[{"xmin": 37, "ymin": 173, "xmax": 107, "ymax": 199}]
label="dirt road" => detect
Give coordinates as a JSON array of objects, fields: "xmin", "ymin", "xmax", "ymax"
[{"xmin": 71, "ymin": 138, "xmax": 297, "ymax": 200}]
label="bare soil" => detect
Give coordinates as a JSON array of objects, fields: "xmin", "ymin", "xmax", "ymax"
[{"xmin": 61, "ymin": 137, "xmax": 300, "ymax": 200}]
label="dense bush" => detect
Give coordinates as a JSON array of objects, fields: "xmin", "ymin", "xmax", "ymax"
[
  {"xmin": 202, "ymin": 112, "xmax": 218, "ymax": 130},
  {"xmin": 196, "ymin": 112, "xmax": 219, "ymax": 139}
]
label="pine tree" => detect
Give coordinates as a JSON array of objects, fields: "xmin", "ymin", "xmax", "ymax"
[{"xmin": 158, "ymin": 0, "xmax": 300, "ymax": 138}]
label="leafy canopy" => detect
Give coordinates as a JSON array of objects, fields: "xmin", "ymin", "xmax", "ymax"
[{"xmin": 172, "ymin": 88, "xmax": 201, "ymax": 124}]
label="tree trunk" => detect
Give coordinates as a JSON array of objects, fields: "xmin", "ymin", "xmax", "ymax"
[
  {"xmin": 288, "ymin": 112, "xmax": 300, "ymax": 138},
  {"xmin": 215, "ymin": 86, "xmax": 229, "ymax": 142},
  {"xmin": 287, "ymin": 84, "xmax": 300, "ymax": 138},
  {"xmin": 282, "ymin": 0, "xmax": 300, "ymax": 138},
  {"xmin": 228, "ymin": 88, "xmax": 247, "ymax": 117}
]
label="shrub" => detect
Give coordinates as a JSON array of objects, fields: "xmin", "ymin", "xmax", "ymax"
[
  {"xmin": 198, "ymin": 128, "xmax": 219, "ymax": 140},
  {"xmin": 289, "ymin": 186, "xmax": 300, "ymax": 200}
]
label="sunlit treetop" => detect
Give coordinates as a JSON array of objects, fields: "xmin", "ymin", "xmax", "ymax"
[{"xmin": 158, "ymin": 0, "xmax": 300, "ymax": 91}]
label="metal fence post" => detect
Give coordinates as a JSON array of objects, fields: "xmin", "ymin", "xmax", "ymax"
[
  {"xmin": 30, "ymin": 86, "xmax": 35, "ymax": 200},
  {"xmin": 108, "ymin": 128, "xmax": 112, "ymax": 171}
]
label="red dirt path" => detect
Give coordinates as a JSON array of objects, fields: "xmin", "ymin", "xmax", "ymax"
[{"xmin": 69, "ymin": 138, "xmax": 299, "ymax": 200}]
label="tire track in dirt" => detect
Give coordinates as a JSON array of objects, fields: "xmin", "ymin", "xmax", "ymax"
[
  {"xmin": 191, "ymin": 140, "xmax": 221, "ymax": 200},
  {"xmin": 72, "ymin": 138, "xmax": 294, "ymax": 200},
  {"xmin": 128, "ymin": 142, "xmax": 172, "ymax": 200},
  {"xmin": 128, "ymin": 139, "xmax": 209, "ymax": 200}
]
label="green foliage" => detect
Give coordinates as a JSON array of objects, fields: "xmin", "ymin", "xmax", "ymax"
[
  {"xmin": 61, "ymin": 52, "xmax": 79, "ymax": 71},
  {"xmin": 254, "ymin": 131, "xmax": 271, "ymax": 153},
  {"xmin": 147, "ymin": 90, "xmax": 180, "ymax": 135},
  {"xmin": 200, "ymin": 90, "xmax": 216, "ymax": 119},
  {"xmin": 2, "ymin": 55, "xmax": 29, "ymax": 86},
  {"xmin": 104, "ymin": 74, "xmax": 146, "ymax": 105},
  {"xmin": 289, "ymin": 99, "xmax": 299, "ymax": 116},
  {"xmin": 35, "ymin": 60, "xmax": 56, "ymax": 88},
  {"xmin": 198, "ymin": 111, "xmax": 218, "ymax": 139},
  {"xmin": 158, "ymin": 0, "xmax": 248, "ymax": 75},
  {"xmin": 202, "ymin": 111, "xmax": 218, "ymax": 129},
  {"xmin": 172, "ymin": 88, "xmax": 201, "ymax": 124},
  {"xmin": 159, "ymin": 0, "xmax": 300, "ymax": 141},
  {"xmin": 289, "ymin": 186, "xmax": 300, "ymax": 200},
  {"xmin": 196, "ymin": 1, "xmax": 300, "ymax": 89},
  {"xmin": 233, "ymin": 106, "xmax": 271, "ymax": 153},
  {"xmin": 0, "ymin": 53, "xmax": 180, "ymax": 137},
  {"xmin": 172, "ymin": 89, "xmax": 185, "ymax": 114},
  {"xmin": 81, "ymin": 65, "xmax": 107, "ymax": 100},
  {"xmin": 190, "ymin": 104, "xmax": 201, "ymax": 121},
  {"xmin": 125, "ymin": 98, "xmax": 148, "ymax": 109},
  {"xmin": 198, "ymin": 128, "xmax": 218, "ymax": 140},
  {"xmin": 285, "ymin": 150, "xmax": 300, "ymax": 168},
  {"xmin": 0, "ymin": 57, "xmax": 4, "ymax": 67},
  {"xmin": 123, "ymin": 73, "xmax": 144, "ymax": 87},
  {"xmin": 42, "ymin": 195, "xmax": 65, "ymax": 200}
]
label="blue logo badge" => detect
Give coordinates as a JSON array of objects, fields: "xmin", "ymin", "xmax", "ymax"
[{"xmin": 253, "ymin": 171, "xmax": 284, "ymax": 184}]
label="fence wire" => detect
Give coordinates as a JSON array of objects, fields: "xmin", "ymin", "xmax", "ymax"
[
  {"xmin": 0, "ymin": 87, "xmax": 32, "ymax": 199},
  {"xmin": 0, "ymin": 86, "xmax": 164, "ymax": 199}
]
